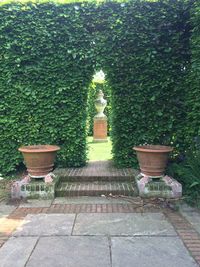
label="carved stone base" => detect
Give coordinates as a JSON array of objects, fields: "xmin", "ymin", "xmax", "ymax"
[
  {"xmin": 136, "ymin": 173, "xmax": 182, "ymax": 198},
  {"xmin": 93, "ymin": 117, "xmax": 107, "ymax": 142},
  {"xmin": 11, "ymin": 173, "xmax": 58, "ymax": 200}
]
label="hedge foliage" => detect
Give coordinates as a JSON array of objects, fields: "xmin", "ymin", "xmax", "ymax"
[
  {"xmin": 0, "ymin": 0, "xmax": 197, "ymax": 174},
  {"xmin": 0, "ymin": 2, "xmax": 96, "ymax": 174},
  {"xmin": 184, "ymin": 0, "xmax": 200, "ymax": 148},
  {"xmin": 97, "ymin": 0, "xmax": 191, "ymax": 166}
]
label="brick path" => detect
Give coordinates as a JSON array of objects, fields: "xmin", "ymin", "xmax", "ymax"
[
  {"xmin": 0, "ymin": 161, "xmax": 200, "ymax": 265},
  {"xmin": 54, "ymin": 160, "xmax": 136, "ymax": 177},
  {"xmin": 55, "ymin": 161, "xmax": 138, "ymax": 197},
  {"xmin": 0, "ymin": 203, "xmax": 199, "ymax": 265}
]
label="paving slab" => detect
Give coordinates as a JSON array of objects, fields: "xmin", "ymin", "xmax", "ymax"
[
  {"xmin": 53, "ymin": 196, "xmax": 134, "ymax": 205},
  {"xmin": 0, "ymin": 202, "xmax": 16, "ymax": 218},
  {"xmin": 180, "ymin": 210, "xmax": 200, "ymax": 234},
  {"xmin": 111, "ymin": 236, "xmax": 198, "ymax": 267},
  {"xmin": 179, "ymin": 203, "xmax": 200, "ymax": 233},
  {"xmin": 13, "ymin": 214, "xmax": 76, "ymax": 236},
  {"xmin": 73, "ymin": 213, "xmax": 177, "ymax": 236},
  {"xmin": 19, "ymin": 199, "xmax": 53, "ymax": 208},
  {"xmin": 26, "ymin": 236, "xmax": 111, "ymax": 267},
  {"xmin": 0, "ymin": 217, "xmax": 24, "ymax": 236},
  {"xmin": 0, "ymin": 236, "xmax": 38, "ymax": 267},
  {"xmin": 179, "ymin": 202, "xmax": 196, "ymax": 212}
]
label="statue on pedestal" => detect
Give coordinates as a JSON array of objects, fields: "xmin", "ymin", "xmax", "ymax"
[
  {"xmin": 94, "ymin": 90, "xmax": 107, "ymax": 118},
  {"xmin": 93, "ymin": 90, "xmax": 108, "ymax": 142}
]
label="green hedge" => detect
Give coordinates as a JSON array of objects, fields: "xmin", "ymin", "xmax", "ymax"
[
  {"xmin": 0, "ymin": 2, "xmax": 96, "ymax": 174},
  {"xmin": 0, "ymin": 0, "xmax": 195, "ymax": 174},
  {"xmin": 185, "ymin": 0, "xmax": 200, "ymax": 148},
  {"xmin": 97, "ymin": 1, "xmax": 191, "ymax": 166}
]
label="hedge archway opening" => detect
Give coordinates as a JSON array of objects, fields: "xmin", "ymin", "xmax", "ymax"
[
  {"xmin": 0, "ymin": 0, "xmax": 194, "ymax": 175},
  {"xmin": 86, "ymin": 69, "xmax": 113, "ymax": 161}
]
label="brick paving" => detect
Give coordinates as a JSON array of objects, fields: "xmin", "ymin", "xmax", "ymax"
[
  {"xmin": 165, "ymin": 210, "xmax": 200, "ymax": 265},
  {"xmin": 0, "ymin": 204, "xmax": 199, "ymax": 265},
  {"xmin": 54, "ymin": 160, "xmax": 137, "ymax": 178},
  {"xmin": 55, "ymin": 161, "xmax": 138, "ymax": 197},
  {"xmin": 56, "ymin": 181, "xmax": 136, "ymax": 197},
  {"xmin": 0, "ymin": 202, "xmax": 199, "ymax": 265},
  {"xmin": 0, "ymin": 161, "xmax": 200, "ymax": 265}
]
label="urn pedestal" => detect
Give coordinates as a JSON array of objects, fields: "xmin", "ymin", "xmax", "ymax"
[
  {"xmin": 93, "ymin": 117, "xmax": 108, "ymax": 142},
  {"xmin": 133, "ymin": 145, "xmax": 182, "ymax": 198},
  {"xmin": 93, "ymin": 90, "xmax": 108, "ymax": 142}
]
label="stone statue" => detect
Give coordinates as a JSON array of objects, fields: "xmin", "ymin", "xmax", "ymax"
[
  {"xmin": 93, "ymin": 90, "xmax": 108, "ymax": 142},
  {"xmin": 94, "ymin": 90, "xmax": 107, "ymax": 118}
]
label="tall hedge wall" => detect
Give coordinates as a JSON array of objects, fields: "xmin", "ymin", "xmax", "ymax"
[
  {"xmin": 0, "ymin": 0, "xmax": 194, "ymax": 174},
  {"xmin": 0, "ymin": 2, "xmax": 96, "ymax": 174},
  {"xmin": 185, "ymin": 0, "xmax": 200, "ymax": 148},
  {"xmin": 97, "ymin": 0, "xmax": 191, "ymax": 166}
]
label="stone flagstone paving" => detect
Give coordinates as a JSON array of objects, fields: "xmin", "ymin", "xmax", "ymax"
[
  {"xmin": 13, "ymin": 214, "xmax": 75, "ymax": 237},
  {"xmin": 73, "ymin": 213, "xmax": 176, "ymax": 236},
  {"xmin": 111, "ymin": 236, "xmax": 197, "ymax": 267},
  {"xmin": 0, "ymin": 212, "xmax": 199, "ymax": 267},
  {"xmin": 1, "ymin": 161, "xmax": 200, "ymax": 266}
]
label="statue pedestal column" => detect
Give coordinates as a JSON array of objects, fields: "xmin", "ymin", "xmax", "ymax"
[
  {"xmin": 93, "ymin": 117, "xmax": 108, "ymax": 142},
  {"xmin": 93, "ymin": 90, "xmax": 108, "ymax": 142}
]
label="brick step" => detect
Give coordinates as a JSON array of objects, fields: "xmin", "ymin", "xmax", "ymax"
[
  {"xmin": 58, "ymin": 176, "xmax": 134, "ymax": 182},
  {"xmin": 55, "ymin": 181, "xmax": 137, "ymax": 197}
]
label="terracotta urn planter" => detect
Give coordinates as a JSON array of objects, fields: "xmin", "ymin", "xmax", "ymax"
[
  {"xmin": 133, "ymin": 145, "xmax": 173, "ymax": 177},
  {"xmin": 18, "ymin": 145, "xmax": 60, "ymax": 178}
]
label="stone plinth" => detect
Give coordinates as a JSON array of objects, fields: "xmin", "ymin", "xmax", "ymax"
[
  {"xmin": 93, "ymin": 117, "xmax": 108, "ymax": 142},
  {"xmin": 11, "ymin": 174, "xmax": 58, "ymax": 200},
  {"xmin": 136, "ymin": 173, "xmax": 182, "ymax": 198}
]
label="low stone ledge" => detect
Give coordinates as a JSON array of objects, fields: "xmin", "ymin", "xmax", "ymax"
[
  {"xmin": 11, "ymin": 173, "xmax": 59, "ymax": 200},
  {"xmin": 136, "ymin": 173, "xmax": 182, "ymax": 198}
]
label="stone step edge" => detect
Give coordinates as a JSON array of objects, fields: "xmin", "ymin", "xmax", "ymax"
[
  {"xmin": 57, "ymin": 176, "xmax": 135, "ymax": 182},
  {"xmin": 56, "ymin": 181, "xmax": 136, "ymax": 187},
  {"xmin": 55, "ymin": 182, "xmax": 137, "ymax": 197},
  {"xmin": 56, "ymin": 190, "xmax": 137, "ymax": 197}
]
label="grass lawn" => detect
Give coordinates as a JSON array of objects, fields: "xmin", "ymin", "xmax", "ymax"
[{"xmin": 87, "ymin": 136, "xmax": 112, "ymax": 161}]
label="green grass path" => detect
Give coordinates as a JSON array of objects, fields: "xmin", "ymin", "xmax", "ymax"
[{"xmin": 87, "ymin": 136, "xmax": 112, "ymax": 161}]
